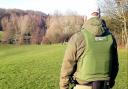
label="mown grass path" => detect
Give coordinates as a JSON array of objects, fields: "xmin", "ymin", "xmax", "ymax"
[{"xmin": 0, "ymin": 44, "xmax": 127, "ymax": 89}]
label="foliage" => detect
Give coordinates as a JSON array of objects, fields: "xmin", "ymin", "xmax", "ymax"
[{"xmin": 0, "ymin": 45, "xmax": 127, "ymax": 89}]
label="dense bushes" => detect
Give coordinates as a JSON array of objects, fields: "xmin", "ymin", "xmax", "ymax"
[{"xmin": 42, "ymin": 16, "xmax": 84, "ymax": 44}]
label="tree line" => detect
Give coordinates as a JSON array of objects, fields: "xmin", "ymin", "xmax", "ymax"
[
  {"xmin": 0, "ymin": 0, "xmax": 127, "ymax": 47},
  {"xmin": 0, "ymin": 8, "xmax": 84, "ymax": 44}
]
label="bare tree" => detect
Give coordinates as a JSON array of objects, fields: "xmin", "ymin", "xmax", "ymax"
[
  {"xmin": 1, "ymin": 16, "xmax": 15, "ymax": 44},
  {"xmin": 43, "ymin": 12, "xmax": 84, "ymax": 44},
  {"xmin": 18, "ymin": 15, "xmax": 33, "ymax": 44},
  {"xmin": 99, "ymin": 0, "xmax": 128, "ymax": 48}
]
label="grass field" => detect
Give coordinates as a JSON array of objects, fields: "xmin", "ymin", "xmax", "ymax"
[{"xmin": 0, "ymin": 44, "xmax": 127, "ymax": 89}]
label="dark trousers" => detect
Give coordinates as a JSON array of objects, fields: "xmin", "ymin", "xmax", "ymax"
[{"xmin": 92, "ymin": 81, "xmax": 110, "ymax": 89}]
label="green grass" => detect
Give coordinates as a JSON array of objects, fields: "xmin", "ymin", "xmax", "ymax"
[
  {"xmin": 0, "ymin": 44, "xmax": 127, "ymax": 89},
  {"xmin": 114, "ymin": 48, "xmax": 128, "ymax": 89},
  {"xmin": 0, "ymin": 44, "xmax": 66, "ymax": 89}
]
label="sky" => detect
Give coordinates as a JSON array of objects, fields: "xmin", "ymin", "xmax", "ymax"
[{"xmin": 0, "ymin": 0, "xmax": 101, "ymax": 15}]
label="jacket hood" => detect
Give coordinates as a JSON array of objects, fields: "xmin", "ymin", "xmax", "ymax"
[{"xmin": 82, "ymin": 17, "xmax": 105, "ymax": 36}]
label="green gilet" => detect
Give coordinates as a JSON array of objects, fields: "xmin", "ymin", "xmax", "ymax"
[{"xmin": 76, "ymin": 30, "xmax": 113, "ymax": 82}]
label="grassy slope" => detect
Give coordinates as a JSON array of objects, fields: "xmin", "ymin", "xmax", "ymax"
[{"xmin": 0, "ymin": 45, "xmax": 127, "ymax": 89}]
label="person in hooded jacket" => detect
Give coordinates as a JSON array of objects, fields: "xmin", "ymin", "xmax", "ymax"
[{"xmin": 60, "ymin": 2, "xmax": 119, "ymax": 89}]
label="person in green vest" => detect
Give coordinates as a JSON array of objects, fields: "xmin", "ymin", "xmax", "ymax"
[{"xmin": 60, "ymin": 1, "xmax": 119, "ymax": 89}]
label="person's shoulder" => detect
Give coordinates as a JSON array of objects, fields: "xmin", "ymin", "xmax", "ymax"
[
  {"xmin": 71, "ymin": 31, "xmax": 84, "ymax": 41},
  {"xmin": 69, "ymin": 31, "xmax": 85, "ymax": 45}
]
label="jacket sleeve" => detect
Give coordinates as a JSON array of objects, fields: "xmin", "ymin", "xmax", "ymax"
[
  {"xmin": 109, "ymin": 36, "xmax": 119, "ymax": 88},
  {"xmin": 59, "ymin": 35, "xmax": 77, "ymax": 89},
  {"xmin": 60, "ymin": 32, "xmax": 85, "ymax": 89}
]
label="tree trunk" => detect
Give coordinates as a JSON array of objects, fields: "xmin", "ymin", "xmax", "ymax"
[{"xmin": 123, "ymin": 18, "xmax": 128, "ymax": 48}]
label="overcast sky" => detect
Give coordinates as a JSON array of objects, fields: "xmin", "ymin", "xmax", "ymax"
[{"xmin": 0, "ymin": 0, "xmax": 101, "ymax": 15}]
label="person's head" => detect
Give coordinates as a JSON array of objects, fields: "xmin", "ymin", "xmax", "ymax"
[{"xmin": 86, "ymin": 0, "xmax": 100, "ymax": 20}]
